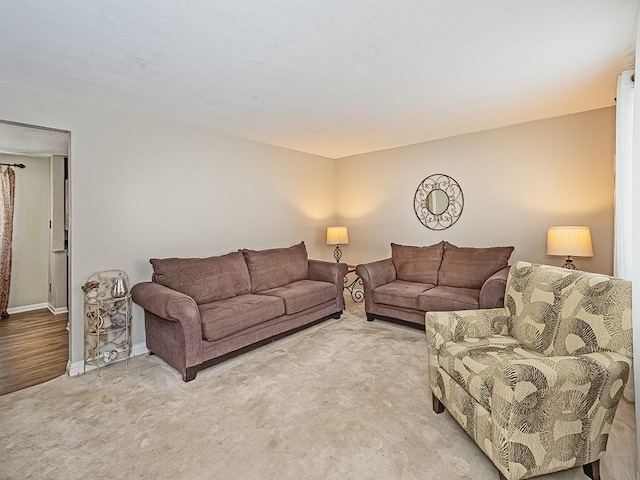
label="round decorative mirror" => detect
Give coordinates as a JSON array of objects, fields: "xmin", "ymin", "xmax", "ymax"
[
  {"xmin": 414, "ymin": 174, "xmax": 464, "ymax": 230},
  {"xmin": 426, "ymin": 189, "xmax": 448, "ymax": 215}
]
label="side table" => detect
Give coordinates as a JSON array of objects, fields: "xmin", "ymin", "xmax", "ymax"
[{"xmin": 344, "ymin": 264, "xmax": 364, "ymax": 303}]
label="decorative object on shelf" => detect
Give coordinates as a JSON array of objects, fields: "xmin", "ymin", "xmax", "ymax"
[
  {"xmin": 111, "ymin": 274, "xmax": 128, "ymax": 298},
  {"xmin": 82, "ymin": 280, "xmax": 99, "ymax": 293},
  {"xmin": 326, "ymin": 226, "xmax": 349, "ymax": 263},
  {"xmin": 413, "ymin": 174, "xmax": 464, "ymax": 230},
  {"xmin": 83, "ymin": 270, "xmax": 132, "ymax": 374},
  {"xmin": 344, "ymin": 265, "xmax": 364, "ymax": 303},
  {"xmin": 546, "ymin": 226, "xmax": 593, "ymax": 269},
  {"xmin": 103, "ymin": 350, "xmax": 119, "ymax": 363}
]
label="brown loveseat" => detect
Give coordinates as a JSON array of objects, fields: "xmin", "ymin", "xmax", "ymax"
[
  {"xmin": 131, "ymin": 242, "xmax": 347, "ymax": 381},
  {"xmin": 356, "ymin": 242, "xmax": 513, "ymax": 328}
]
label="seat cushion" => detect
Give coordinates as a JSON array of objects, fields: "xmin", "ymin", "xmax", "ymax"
[
  {"xmin": 242, "ymin": 242, "xmax": 309, "ymax": 293},
  {"xmin": 151, "ymin": 251, "xmax": 251, "ymax": 304},
  {"xmin": 438, "ymin": 335, "xmax": 542, "ymax": 410},
  {"xmin": 258, "ymin": 280, "xmax": 336, "ymax": 315},
  {"xmin": 372, "ymin": 280, "xmax": 435, "ymax": 310},
  {"xmin": 199, "ymin": 294, "xmax": 285, "ymax": 342},
  {"xmin": 437, "ymin": 242, "xmax": 514, "ymax": 289},
  {"xmin": 418, "ymin": 286, "xmax": 480, "ymax": 311},
  {"xmin": 391, "ymin": 242, "xmax": 444, "ymax": 285}
]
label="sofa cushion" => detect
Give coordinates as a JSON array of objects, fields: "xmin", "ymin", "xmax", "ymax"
[
  {"xmin": 437, "ymin": 242, "xmax": 514, "ymax": 289},
  {"xmin": 418, "ymin": 286, "xmax": 480, "ymax": 311},
  {"xmin": 199, "ymin": 294, "xmax": 285, "ymax": 342},
  {"xmin": 438, "ymin": 335, "xmax": 541, "ymax": 410},
  {"xmin": 150, "ymin": 252, "xmax": 251, "ymax": 305},
  {"xmin": 391, "ymin": 242, "xmax": 444, "ymax": 285},
  {"xmin": 258, "ymin": 280, "xmax": 336, "ymax": 315},
  {"xmin": 242, "ymin": 242, "xmax": 309, "ymax": 293},
  {"xmin": 372, "ymin": 280, "xmax": 435, "ymax": 310}
]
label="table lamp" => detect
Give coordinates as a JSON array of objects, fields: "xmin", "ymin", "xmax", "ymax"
[
  {"xmin": 326, "ymin": 226, "xmax": 349, "ymax": 263},
  {"xmin": 546, "ymin": 226, "xmax": 593, "ymax": 269}
]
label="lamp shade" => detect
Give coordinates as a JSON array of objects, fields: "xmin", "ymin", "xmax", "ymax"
[
  {"xmin": 546, "ymin": 226, "xmax": 593, "ymax": 257},
  {"xmin": 326, "ymin": 226, "xmax": 349, "ymax": 245}
]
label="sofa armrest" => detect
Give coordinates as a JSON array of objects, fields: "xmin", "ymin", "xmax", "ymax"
[
  {"xmin": 479, "ymin": 266, "xmax": 510, "ymax": 308},
  {"xmin": 356, "ymin": 258, "xmax": 396, "ymax": 290},
  {"xmin": 491, "ymin": 351, "xmax": 631, "ymax": 478},
  {"xmin": 308, "ymin": 259, "xmax": 348, "ymax": 285},
  {"xmin": 308, "ymin": 260, "xmax": 348, "ymax": 311},
  {"xmin": 131, "ymin": 281, "xmax": 202, "ymax": 329}
]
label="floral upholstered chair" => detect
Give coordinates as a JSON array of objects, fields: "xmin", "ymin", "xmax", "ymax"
[{"xmin": 426, "ymin": 261, "xmax": 632, "ymax": 480}]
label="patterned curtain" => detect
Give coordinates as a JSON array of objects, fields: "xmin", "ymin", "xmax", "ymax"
[{"xmin": 0, "ymin": 167, "xmax": 16, "ymax": 319}]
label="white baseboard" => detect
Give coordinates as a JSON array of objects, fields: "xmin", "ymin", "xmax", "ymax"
[
  {"xmin": 131, "ymin": 342, "xmax": 150, "ymax": 357},
  {"xmin": 67, "ymin": 342, "xmax": 149, "ymax": 377},
  {"xmin": 47, "ymin": 303, "xmax": 68, "ymax": 315},
  {"xmin": 6, "ymin": 302, "xmax": 49, "ymax": 314}
]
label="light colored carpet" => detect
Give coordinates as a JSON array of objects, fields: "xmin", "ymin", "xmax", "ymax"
[{"xmin": 0, "ymin": 299, "xmax": 636, "ymax": 480}]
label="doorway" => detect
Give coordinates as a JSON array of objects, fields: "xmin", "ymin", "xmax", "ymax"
[{"xmin": 0, "ymin": 120, "xmax": 70, "ymax": 395}]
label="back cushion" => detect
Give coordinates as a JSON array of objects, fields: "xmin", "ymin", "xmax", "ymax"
[
  {"xmin": 504, "ymin": 261, "xmax": 569, "ymax": 354},
  {"xmin": 242, "ymin": 242, "xmax": 309, "ymax": 293},
  {"xmin": 506, "ymin": 261, "xmax": 633, "ymax": 358},
  {"xmin": 437, "ymin": 242, "xmax": 514, "ymax": 289},
  {"xmin": 150, "ymin": 251, "xmax": 251, "ymax": 304},
  {"xmin": 391, "ymin": 242, "xmax": 444, "ymax": 285}
]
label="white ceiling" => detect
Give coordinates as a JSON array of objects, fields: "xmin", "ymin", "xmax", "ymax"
[{"xmin": 0, "ymin": 1, "xmax": 637, "ymax": 158}]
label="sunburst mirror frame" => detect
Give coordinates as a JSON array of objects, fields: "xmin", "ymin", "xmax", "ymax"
[{"xmin": 413, "ymin": 174, "xmax": 464, "ymax": 230}]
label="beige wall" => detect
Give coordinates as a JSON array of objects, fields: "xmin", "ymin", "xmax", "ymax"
[
  {"xmin": 0, "ymin": 84, "xmax": 337, "ymax": 367},
  {"xmin": 335, "ymin": 107, "xmax": 615, "ymax": 275},
  {"xmin": 0, "ymin": 82, "xmax": 617, "ymax": 370},
  {"xmin": 3, "ymin": 154, "xmax": 50, "ymax": 309}
]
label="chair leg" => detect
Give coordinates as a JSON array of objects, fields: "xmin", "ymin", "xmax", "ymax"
[
  {"xmin": 498, "ymin": 472, "xmax": 507, "ymax": 480},
  {"xmin": 366, "ymin": 313, "xmax": 375, "ymax": 322},
  {"xmin": 583, "ymin": 460, "xmax": 600, "ymax": 480},
  {"xmin": 432, "ymin": 394, "xmax": 445, "ymax": 413}
]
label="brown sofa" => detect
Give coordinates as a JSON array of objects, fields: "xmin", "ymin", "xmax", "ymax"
[
  {"xmin": 356, "ymin": 242, "xmax": 513, "ymax": 328},
  {"xmin": 131, "ymin": 242, "xmax": 347, "ymax": 381}
]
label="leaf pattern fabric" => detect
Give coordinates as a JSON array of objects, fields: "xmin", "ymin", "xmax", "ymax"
[{"xmin": 426, "ymin": 261, "xmax": 632, "ymax": 480}]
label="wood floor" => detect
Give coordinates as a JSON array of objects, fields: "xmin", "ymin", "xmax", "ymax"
[{"xmin": 0, "ymin": 308, "xmax": 69, "ymax": 396}]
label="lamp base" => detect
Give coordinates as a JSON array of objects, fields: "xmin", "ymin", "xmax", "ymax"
[
  {"xmin": 562, "ymin": 256, "xmax": 577, "ymax": 269},
  {"xmin": 333, "ymin": 245, "xmax": 343, "ymax": 263}
]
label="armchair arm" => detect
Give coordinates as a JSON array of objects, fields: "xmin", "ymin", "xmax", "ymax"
[
  {"xmin": 426, "ymin": 308, "xmax": 509, "ymax": 400},
  {"xmin": 425, "ymin": 308, "xmax": 509, "ymax": 353},
  {"xmin": 479, "ymin": 266, "xmax": 510, "ymax": 308},
  {"xmin": 491, "ymin": 352, "xmax": 631, "ymax": 479}
]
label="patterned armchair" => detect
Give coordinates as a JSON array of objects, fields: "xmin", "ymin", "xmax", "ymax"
[{"xmin": 426, "ymin": 261, "xmax": 632, "ymax": 480}]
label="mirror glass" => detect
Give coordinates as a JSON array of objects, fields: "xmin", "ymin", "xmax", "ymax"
[{"xmin": 426, "ymin": 189, "xmax": 448, "ymax": 215}]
